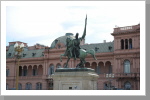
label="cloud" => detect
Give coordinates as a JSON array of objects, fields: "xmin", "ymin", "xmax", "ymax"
[{"xmin": 6, "ymin": 2, "xmax": 143, "ymax": 46}]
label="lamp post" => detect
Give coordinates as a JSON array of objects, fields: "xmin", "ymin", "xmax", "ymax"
[
  {"xmin": 14, "ymin": 42, "xmax": 24, "ymax": 90},
  {"xmin": 106, "ymin": 73, "xmax": 114, "ymax": 90}
]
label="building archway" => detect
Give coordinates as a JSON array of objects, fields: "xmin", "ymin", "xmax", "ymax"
[
  {"xmin": 33, "ymin": 65, "xmax": 38, "ymax": 76},
  {"xmin": 28, "ymin": 65, "xmax": 32, "ymax": 76},
  {"xmin": 85, "ymin": 62, "xmax": 90, "ymax": 68},
  {"xmin": 36, "ymin": 82, "xmax": 42, "ymax": 90},
  {"xmin": 125, "ymin": 39, "xmax": 128, "ymax": 49},
  {"xmin": 25, "ymin": 82, "xmax": 32, "ymax": 90},
  {"xmin": 23, "ymin": 66, "xmax": 28, "ymax": 76},
  {"xmin": 129, "ymin": 39, "xmax": 132, "ymax": 49},
  {"xmin": 105, "ymin": 61, "xmax": 112, "ymax": 74},
  {"xmin": 124, "ymin": 81, "xmax": 131, "ymax": 90},
  {"xmin": 56, "ymin": 63, "xmax": 61, "ymax": 68},
  {"xmin": 121, "ymin": 39, "xmax": 124, "ymax": 49},
  {"xmin": 19, "ymin": 66, "xmax": 22, "ymax": 76},
  {"xmin": 91, "ymin": 62, "xmax": 97, "ymax": 72},
  {"xmin": 98, "ymin": 62, "xmax": 104, "ymax": 74}
]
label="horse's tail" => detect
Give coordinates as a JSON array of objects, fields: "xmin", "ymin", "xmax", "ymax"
[
  {"xmin": 86, "ymin": 49, "xmax": 97, "ymax": 60},
  {"xmin": 60, "ymin": 54, "xmax": 65, "ymax": 62}
]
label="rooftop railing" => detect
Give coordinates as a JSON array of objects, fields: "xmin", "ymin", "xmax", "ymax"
[{"xmin": 113, "ymin": 24, "xmax": 140, "ymax": 33}]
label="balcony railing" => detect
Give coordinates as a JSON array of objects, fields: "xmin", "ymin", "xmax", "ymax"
[
  {"xmin": 112, "ymin": 24, "xmax": 140, "ymax": 34},
  {"xmin": 19, "ymin": 75, "xmax": 43, "ymax": 79},
  {"xmin": 6, "ymin": 73, "xmax": 140, "ymax": 80},
  {"xmin": 115, "ymin": 73, "xmax": 140, "ymax": 78},
  {"xmin": 98, "ymin": 73, "xmax": 140, "ymax": 78}
]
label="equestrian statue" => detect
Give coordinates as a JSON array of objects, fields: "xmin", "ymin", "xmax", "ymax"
[{"xmin": 60, "ymin": 15, "xmax": 97, "ymax": 68}]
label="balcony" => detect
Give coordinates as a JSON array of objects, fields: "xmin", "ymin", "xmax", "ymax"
[
  {"xmin": 19, "ymin": 75, "xmax": 43, "ymax": 79},
  {"xmin": 97, "ymin": 73, "xmax": 140, "ymax": 78},
  {"xmin": 6, "ymin": 76, "xmax": 14, "ymax": 80},
  {"xmin": 114, "ymin": 73, "xmax": 140, "ymax": 78},
  {"xmin": 111, "ymin": 24, "xmax": 140, "ymax": 35},
  {"xmin": 47, "ymin": 75, "xmax": 53, "ymax": 79}
]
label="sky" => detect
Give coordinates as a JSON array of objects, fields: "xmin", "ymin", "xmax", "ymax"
[{"xmin": 6, "ymin": 1, "xmax": 144, "ymax": 47}]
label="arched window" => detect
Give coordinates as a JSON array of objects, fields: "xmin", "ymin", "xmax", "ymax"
[
  {"xmin": 57, "ymin": 64, "xmax": 61, "ymax": 68},
  {"xmin": 121, "ymin": 39, "xmax": 124, "ymax": 49},
  {"xmin": 6, "ymin": 83, "xmax": 9, "ymax": 90},
  {"xmin": 129, "ymin": 39, "xmax": 132, "ymax": 49},
  {"xmin": 19, "ymin": 66, "xmax": 22, "ymax": 76},
  {"xmin": 124, "ymin": 81, "xmax": 131, "ymax": 90},
  {"xmin": 48, "ymin": 65, "xmax": 54, "ymax": 75},
  {"xmin": 23, "ymin": 67, "xmax": 27, "ymax": 76},
  {"xmin": 124, "ymin": 60, "xmax": 130, "ymax": 73},
  {"xmin": 6, "ymin": 69, "xmax": 9, "ymax": 77},
  {"xmin": 104, "ymin": 83, "xmax": 108, "ymax": 90},
  {"xmin": 25, "ymin": 83, "xmax": 32, "ymax": 90},
  {"xmin": 36, "ymin": 82, "xmax": 42, "ymax": 90},
  {"xmin": 33, "ymin": 68, "xmax": 38, "ymax": 76},
  {"xmin": 18, "ymin": 83, "xmax": 22, "ymax": 90},
  {"xmin": 125, "ymin": 39, "xmax": 128, "ymax": 49}
]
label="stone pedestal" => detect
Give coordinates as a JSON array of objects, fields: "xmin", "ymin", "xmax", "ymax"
[{"xmin": 52, "ymin": 68, "xmax": 99, "ymax": 90}]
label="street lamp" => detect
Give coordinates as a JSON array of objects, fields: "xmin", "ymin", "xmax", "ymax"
[
  {"xmin": 14, "ymin": 42, "xmax": 24, "ymax": 90},
  {"xmin": 106, "ymin": 73, "xmax": 114, "ymax": 90}
]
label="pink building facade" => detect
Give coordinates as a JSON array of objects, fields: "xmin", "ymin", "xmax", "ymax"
[{"xmin": 6, "ymin": 24, "xmax": 140, "ymax": 90}]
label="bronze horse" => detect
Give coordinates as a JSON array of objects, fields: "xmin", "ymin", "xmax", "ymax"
[{"xmin": 60, "ymin": 48, "xmax": 97, "ymax": 68}]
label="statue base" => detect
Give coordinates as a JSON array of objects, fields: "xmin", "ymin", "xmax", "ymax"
[{"xmin": 52, "ymin": 68, "xmax": 99, "ymax": 90}]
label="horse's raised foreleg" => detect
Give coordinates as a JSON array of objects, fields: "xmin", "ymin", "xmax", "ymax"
[
  {"xmin": 64, "ymin": 57, "xmax": 70, "ymax": 68},
  {"xmin": 81, "ymin": 59, "xmax": 86, "ymax": 68}
]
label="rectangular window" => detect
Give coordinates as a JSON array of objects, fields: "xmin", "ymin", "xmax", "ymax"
[{"xmin": 6, "ymin": 69, "xmax": 9, "ymax": 77}]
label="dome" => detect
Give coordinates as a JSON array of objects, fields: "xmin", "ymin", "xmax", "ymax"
[{"xmin": 50, "ymin": 33, "xmax": 75, "ymax": 48}]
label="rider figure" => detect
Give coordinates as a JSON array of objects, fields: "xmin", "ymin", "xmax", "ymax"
[
  {"xmin": 64, "ymin": 15, "xmax": 87, "ymax": 60},
  {"xmin": 64, "ymin": 37, "xmax": 73, "ymax": 57}
]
